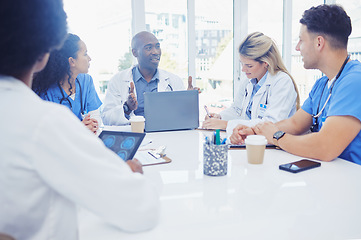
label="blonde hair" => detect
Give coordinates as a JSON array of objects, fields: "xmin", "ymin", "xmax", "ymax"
[{"xmin": 239, "ymin": 32, "xmax": 300, "ymax": 109}]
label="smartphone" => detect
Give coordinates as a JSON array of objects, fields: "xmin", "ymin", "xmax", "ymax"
[{"xmin": 279, "ymin": 159, "xmax": 321, "ymax": 173}]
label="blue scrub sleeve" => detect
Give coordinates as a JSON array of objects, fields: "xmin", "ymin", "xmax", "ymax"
[
  {"xmin": 85, "ymin": 76, "xmax": 102, "ymax": 112},
  {"xmin": 328, "ymin": 72, "xmax": 361, "ymax": 121}
]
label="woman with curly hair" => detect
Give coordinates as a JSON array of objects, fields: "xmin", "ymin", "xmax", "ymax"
[{"xmin": 32, "ymin": 33, "xmax": 102, "ymax": 134}]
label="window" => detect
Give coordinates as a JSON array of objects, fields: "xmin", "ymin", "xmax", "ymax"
[
  {"xmin": 336, "ymin": 0, "xmax": 361, "ymax": 61},
  {"xmin": 63, "ymin": 0, "xmax": 132, "ymax": 99},
  {"xmin": 145, "ymin": 0, "xmax": 188, "ymax": 79},
  {"xmin": 291, "ymin": 0, "xmax": 324, "ymax": 104},
  {"xmin": 195, "ymin": 0, "xmax": 233, "ymax": 118}
]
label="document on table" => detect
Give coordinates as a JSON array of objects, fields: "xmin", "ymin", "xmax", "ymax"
[{"xmin": 134, "ymin": 150, "xmax": 171, "ymax": 166}]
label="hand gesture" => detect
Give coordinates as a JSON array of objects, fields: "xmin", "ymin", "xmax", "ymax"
[
  {"xmin": 187, "ymin": 76, "xmax": 201, "ymax": 93},
  {"xmin": 126, "ymin": 82, "xmax": 138, "ymax": 111},
  {"xmin": 252, "ymin": 121, "xmax": 279, "ymax": 144},
  {"xmin": 230, "ymin": 124, "xmax": 254, "ymax": 145},
  {"xmin": 82, "ymin": 114, "xmax": 99, "ymax": 134}
]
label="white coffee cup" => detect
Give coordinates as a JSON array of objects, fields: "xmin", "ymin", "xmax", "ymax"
[
  {"xmin": 129, "ymin": 116, "xmax": 145, "ymax": 133},
  {"xmin": 245, "ymin": 135, "xmax": 267, "ymax": 164}
]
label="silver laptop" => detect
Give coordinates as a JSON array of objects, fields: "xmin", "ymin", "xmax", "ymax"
[{"xmin": 144, "ymin": 90, "xmax": 199, "ymax": 132}]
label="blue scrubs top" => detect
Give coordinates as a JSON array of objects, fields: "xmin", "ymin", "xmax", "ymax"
[
  {"xmin": 302, "ymin": 60, "xmax": 361, "ymax": 165},
  {"xmin": 40, "ymin": 73, "xmax": 102, "ymax": 120},
  {"xmin": 132, "ymin": 67, "xmax": 159, "ymax": 117}
]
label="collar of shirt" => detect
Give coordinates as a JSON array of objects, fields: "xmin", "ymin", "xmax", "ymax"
[
  {"xmin": 133, "ymin": 66, "xmax": 159, "ymax": 83},
  {"xmin": 250, "ymin": 71, "xmax": 268, "ymax": 94}
]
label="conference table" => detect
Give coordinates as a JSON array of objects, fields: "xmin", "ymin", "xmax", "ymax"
[{"xmin": 79, "ymin": 128, "xmax": 361, "ymax": 240}]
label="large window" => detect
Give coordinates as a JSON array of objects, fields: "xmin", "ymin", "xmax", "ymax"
[
  {"xmin": 195, "ymin": 0, "xmax": 233, "ymax": 118},
  {"xmin": 145, "ymin": 0, "xmax": 188, "ymax": 79},
  {"xmin": 248, "ymin": 0, "xmax": 283, "ymax": 54}
]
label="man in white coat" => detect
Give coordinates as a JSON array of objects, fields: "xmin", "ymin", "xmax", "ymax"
[
  {"xmin": 0, "ymin": 1, "xmax": 159, "ymax": 239},
  {"xmin": 102, "ymin": 31, "xmax": 196, "ymax": 126}
]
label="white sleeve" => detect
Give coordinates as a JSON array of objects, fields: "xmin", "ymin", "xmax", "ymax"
[
  {"xmin": 169, "ymin": 73, "xmax": 186, "ymax": 91},
  {"xmin": 101, "ymin": 74, "xmax": 130, "ymax": 126},
  {"xmin": 32, "ymin": 107, "xmax": 159, "ymax": 232},
  {"xmin": 259, "ymin": 75, "xmax": 297, "ymax": 123},
  {"xmin": 219, "ymin": 79, "xmax": 248, "ymax": 120}
]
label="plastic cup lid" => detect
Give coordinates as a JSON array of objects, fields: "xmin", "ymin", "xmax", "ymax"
[
  {"xmin": 130, "ymin": 115, "xmax": 145, "ymax": 122},
  {"xmin": 245, "ymin": 135, "xmax": 267, "ymax": 145}
]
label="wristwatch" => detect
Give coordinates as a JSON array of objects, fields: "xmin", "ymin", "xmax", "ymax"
[{"xmin": 273, "ymin": 130, "xmax": 285, "ymax": 146}]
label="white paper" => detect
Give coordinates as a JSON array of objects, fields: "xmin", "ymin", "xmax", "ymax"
[{"xmin": 134, "ymin": 150, "xmax": 167, "ymax": 166}]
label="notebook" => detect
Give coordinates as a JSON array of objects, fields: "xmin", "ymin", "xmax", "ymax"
[
  {"xmin": 144, "ymin": 90, "xmax": 199, "ymax": 132},
  {"xmin": 99, "ymin": 130, "xmax": 145, "ymax": 161}
]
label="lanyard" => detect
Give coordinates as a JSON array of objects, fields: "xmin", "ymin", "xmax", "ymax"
[
  {"xmin": 311, "ymin": 55, "xmax": 349, "ymax": 132},
  {"xmin": 58, "ymin": 78, "xmax": 83, "ymax": 116}
]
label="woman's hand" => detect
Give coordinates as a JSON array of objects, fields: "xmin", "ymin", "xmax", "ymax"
[
  {"xmin": 230, "ymin": 124, "xmax": 255, "ymax": 145},
  {"xmin": 82, "ymin": 114, "xmax": 99, "ymax": 134},
  {"xmin": 202, "ymin": 118, "xmax": 227, "ymax": 130},
  {"xmin": 204, "ymin": 113, "xmax": 221, "ymax": 120}
]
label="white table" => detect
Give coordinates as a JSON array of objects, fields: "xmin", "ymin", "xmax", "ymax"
[{"xmin": 79, "ymin": 130, "xmax": 361, "ymax": 240}]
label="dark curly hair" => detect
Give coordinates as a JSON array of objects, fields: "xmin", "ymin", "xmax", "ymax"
[
  {"xmin": 32, "ymin": 34, "xmax": 81, "ymax": 96},
  {"xmin": 300, "ymin": 4, "xmax": 352, "ymax": 49},
  {"xmin": 0, "ymin": 0, "xmax": 67, "ymax": 77}
]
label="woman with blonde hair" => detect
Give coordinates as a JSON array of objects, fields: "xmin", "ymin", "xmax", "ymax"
[{"xmin": 203, "ymin": 32, "xmax": 299, "ymax": 136}]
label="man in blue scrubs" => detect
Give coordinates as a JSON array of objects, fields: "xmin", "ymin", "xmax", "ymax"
[{"xmin": 230, "ymin": 4, "xmax": 361, "ymax": 165}]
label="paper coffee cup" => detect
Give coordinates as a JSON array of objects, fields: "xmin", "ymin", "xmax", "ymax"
[
  {"xmin": 245, "ymin": 135, "xmax": 267, "ymax": 164},
  {"xmin": 130, "ymin": 116, "xmax": 145, "ymax": 133}
]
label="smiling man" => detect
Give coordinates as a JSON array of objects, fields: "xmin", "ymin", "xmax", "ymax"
[{"xmin": 102, "ymin": 31, "xmax": 195, "ymax": 125}]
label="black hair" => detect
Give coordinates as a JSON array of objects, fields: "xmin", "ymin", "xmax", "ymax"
[
  {"xmin": 300, "ymin": 4, "xmax": 352, "ymax": 49},
  {"xmin": 32, "ymin": 34, "xmax": 81, "ymax": 96},
  {"xmin": 0, "ymin": 0, "xmax": 68, "ymax": 77}
]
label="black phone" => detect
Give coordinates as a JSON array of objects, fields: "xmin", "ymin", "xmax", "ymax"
[{"xmin": 279, "ymin": 159, "xmax": 321, "ymax": 173}]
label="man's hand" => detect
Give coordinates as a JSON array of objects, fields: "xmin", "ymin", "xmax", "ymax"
[
  {"xmin": 252, "ymin": 121, "xmax": 280, "ymax": 144},
  {"xmin": 230, "ymin": 124, "xmax": 254, "ymax": 145},
  {"xmin": 126, "ymin": 82, "xmax": 138, "ymax": 111},
  {"xmin": 126, "ymin": 158, "xmax": 143, "ymax": 174},
  {"xmin": 82, "ymin": 114, "xmax": 99, "ymax": 134},
  {"xmin": 187, "ymin": 76, "xmax": 201, "ymax": 93}
]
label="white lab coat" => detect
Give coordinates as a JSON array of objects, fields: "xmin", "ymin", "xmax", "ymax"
[
  {"xmin": 101, "ymin": 66, "xmax": 185, "ymax": 126},
  {"xmin": 0, "ymin": 76, "xmax": 160, "ymax": 240},
  {"xmin": 220, "ymin": 71, "xmax": 297, "ymax": 135}
]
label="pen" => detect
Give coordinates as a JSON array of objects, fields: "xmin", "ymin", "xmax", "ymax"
[
  {"xmin": 215, "ymin": 129, "xmax": 221, "ymax": 145},
  {"xmin": 221, "ymin": 138, "xmax": 227, "ymax": 145},
  {"xmin": 204, "ymin": 105, "xmax": 212, "ymax": 118}
]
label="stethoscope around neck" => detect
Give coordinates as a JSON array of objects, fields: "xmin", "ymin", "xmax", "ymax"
[
  {"xmin": 310, "ymin": 55, "xmax": 350, "ymax": 132},
  {"xmin": 58, "ymin": 78, "xmax": 84, "ymax": 118}
]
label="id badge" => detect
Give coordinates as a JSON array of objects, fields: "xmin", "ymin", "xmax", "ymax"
[{"xmin": 257, "ymin": 104, "xmax": 267, "ymax": 119}]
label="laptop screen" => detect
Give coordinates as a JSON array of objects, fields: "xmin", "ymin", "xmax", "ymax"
[
  {"xmin": 144, "ymin": 90, "xmax": 199, "ymax": 132},
  {"xmin": 98, "ymin": 131, "xmax": 145, "ymax": 161}
]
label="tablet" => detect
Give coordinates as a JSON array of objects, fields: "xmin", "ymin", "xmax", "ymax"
[{"xmin": 99, "ymin": 131, "xmax": 145, "ymax": 161}]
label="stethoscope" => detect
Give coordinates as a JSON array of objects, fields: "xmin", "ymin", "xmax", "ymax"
[
  {"xmin": 58, "ymin": 78, "xmax": 84, "ymax": 118},
  {"xmin": 310, "ymin": 55, "xmax": 350, "ymax": 132}
]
